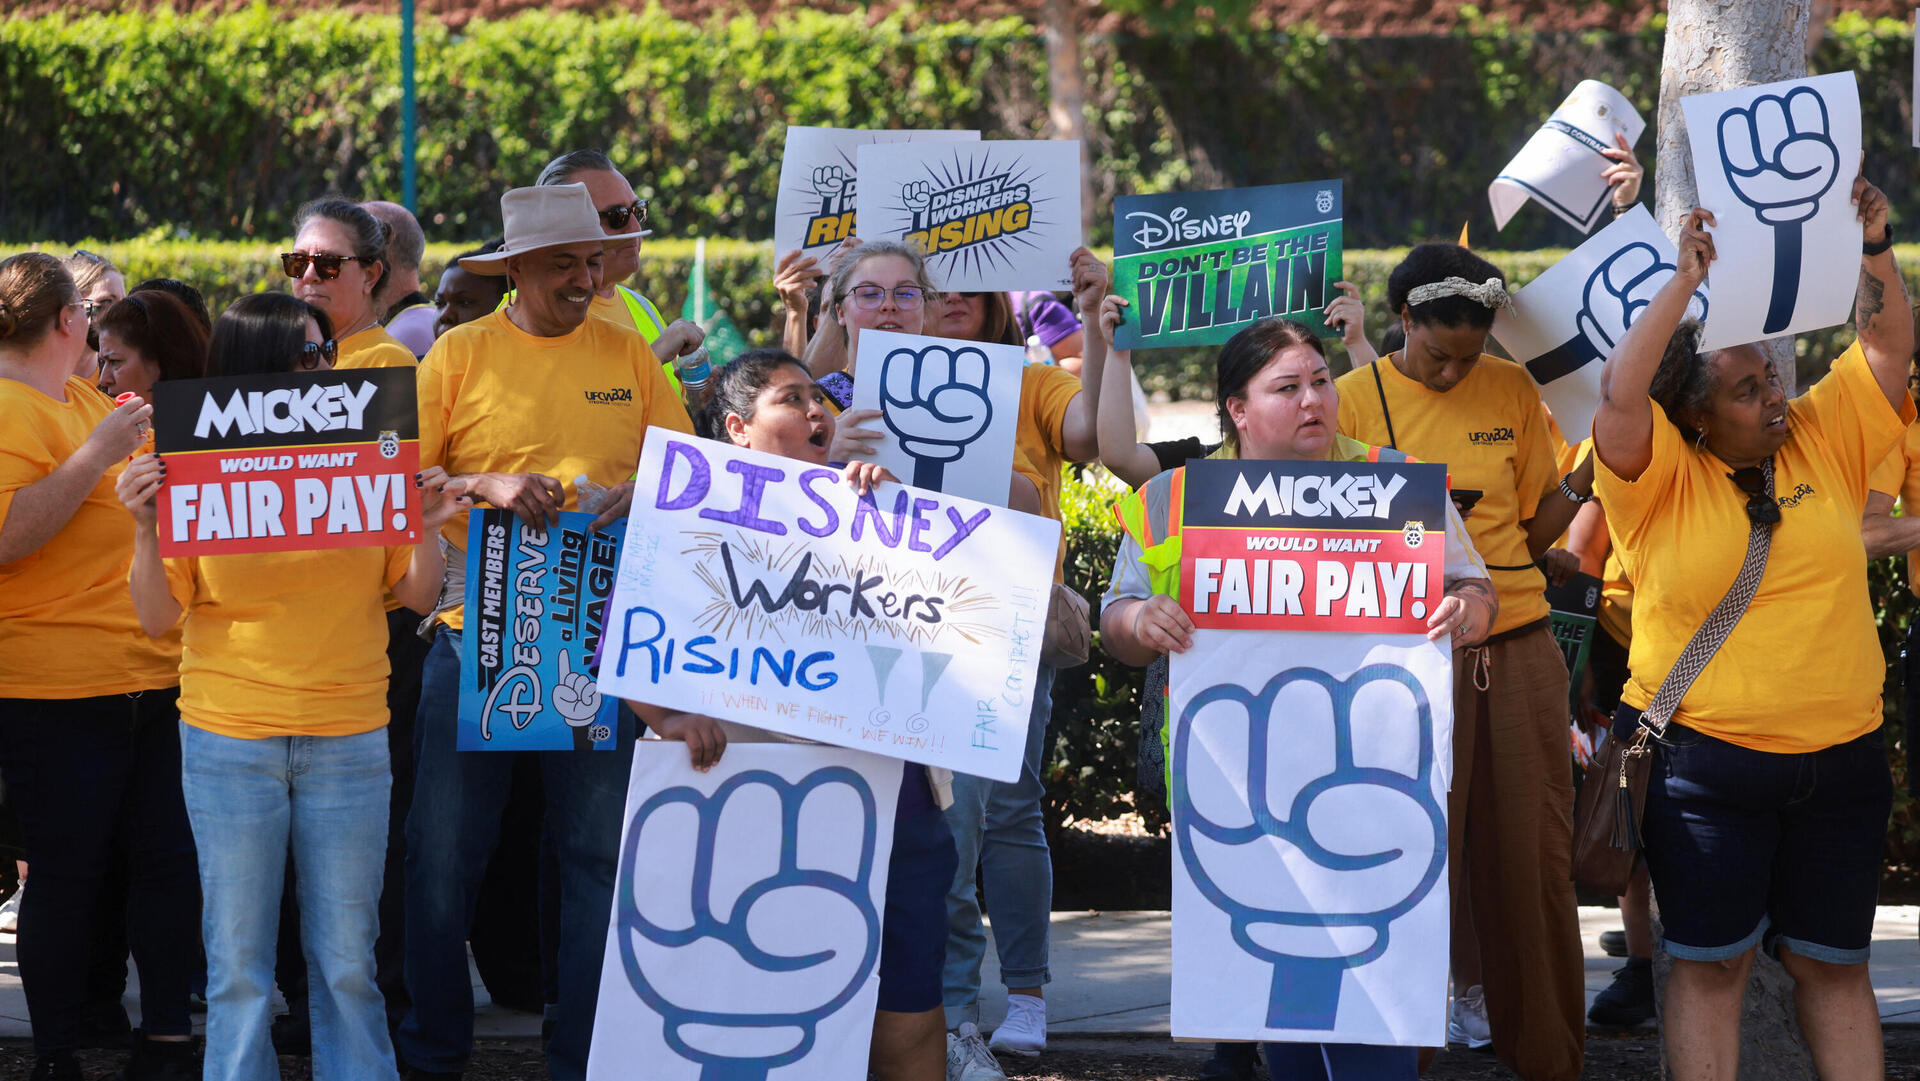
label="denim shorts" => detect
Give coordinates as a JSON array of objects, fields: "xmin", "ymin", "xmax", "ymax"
[
  {"xmin": 878, "ymin": 764, "xmax": 958, "ymax": 1013},
  {"xmin": 1615, "ymin": 705, "xmax": 1891, "ymax": 964}
]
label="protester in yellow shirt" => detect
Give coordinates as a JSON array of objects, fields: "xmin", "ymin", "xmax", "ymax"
[
  {"xmin": 115, "ymin": 291, "xmax": 466, "ymax": 1081},
  {"xmin": 1864, "ymin": 417, "xmax": 1920, "ymax": 804},
  {"xmin": 0, "ymin": 252, "xmax": 198, "ymax": 1079},
  {"xmin": 1334, "ymin": 243, "xmax": 1588, "ymax": 1081},
  {"xmin": 284, "ymin": 198, "xmax": 417, "ymax": 371},
  {"xmin": 1593, "ymin": 190, "xmax": 1911, "ymax": 1081},
  {"xmin": 402, "ymin": 182, "xmax": 695, "ymax": 1081}
]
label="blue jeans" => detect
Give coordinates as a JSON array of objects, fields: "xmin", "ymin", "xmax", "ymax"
[
  {"xmin": 180, "ymin": 723, "xmax": 396, "ymax": 1081},
  {"xmin": 400, "ymin": 630, "xmax": 635, "ymax": 1081},
  {"xmin": 943, "ymin": 662, "xmax": 1055, "ymax": 1028}
]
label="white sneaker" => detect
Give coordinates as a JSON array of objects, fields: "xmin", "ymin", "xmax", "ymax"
[
  {"xmin": 946, "ymin": 1022, "xmax": 1008, "ymax": 1081},
  {"xmin": 988, "ymin": 993, "xmax": 1045, "ymax": 1056},
  {"xmin": 0, "ymin": 884, "xmax": 21, "ymax": 934},
  {"xmin": 1447, "ymin": 984, "xmax": 1492, "ymax": 1049}
]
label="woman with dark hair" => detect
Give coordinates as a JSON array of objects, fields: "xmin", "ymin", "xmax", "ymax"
[
  {"xmin": 1594, "ymin": 185, "xmax": 1910, "ymax": 1081},
  {"xmin": 1101, "ymin": 308, "xmax": 1493, "ymax": 1081},
  {"xmin": 131, "ymin": 279, "xmax": 213, "ymax": 333},
  {"xmin": 1334, "ymin": 242, "xmax": 1590, "ymax": 1081},
  {"xmin": 118, "ymin": 290, "xmax": 470, "ymax": 1081},
  {"xmin": 937, "ymin": 291, "xmax": 1024, "ymax": 348},
  {"xmin": 286, "ymin": 198, "xmax": 415, "ymax": 371},
  {"xmin": 0, "ymin": 252, "xmax": 199, "ymax": 1081},
  {"xmin": 432, "ymin": 241, "xmax": 509, "ymax": 341},
  {"xmin": 96, "ymin": 291, "xmax": 209, "ymax": 405}
]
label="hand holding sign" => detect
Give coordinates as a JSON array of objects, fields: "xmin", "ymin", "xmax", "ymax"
[
  {"xmin": 1174, "ymin": 664, "xmax": 1446, "ymax": 1031},
  {"xmin": 1716, "ymin": 86, "xmax": 1841, "ymax": 334},
  {"xmin": 116, "ymin": 452, "xmax": 165, "ymax": 527},
  {"xmin": 616, "ymin": 766, "xmax": 883, "ymax": 1079},
  {"xmin": 878, "ymin": 342, "xmax": 995, "ymax": 491}
]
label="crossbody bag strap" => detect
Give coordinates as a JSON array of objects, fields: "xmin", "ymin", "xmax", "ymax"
[
  {"xmin": 1372, "ymin": 359, "xmax": 1397, "ymax": 449},
  {"xmin": 1639, "ymin": 456, "xmax": 1776, "ymax": 738}
]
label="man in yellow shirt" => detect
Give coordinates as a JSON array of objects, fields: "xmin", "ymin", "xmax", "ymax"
[{"xmin": 399, "ymin": 182, "xmax": 694, "ymax": 1081}]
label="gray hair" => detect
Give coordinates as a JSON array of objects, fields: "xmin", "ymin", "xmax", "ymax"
[
  {"xmin": 361, "ymin": 201, "xmax": 426, "ymax": 275},
  {"xmin": 538, "ymin": 149, "xmax": 619, "ymax": 188}
]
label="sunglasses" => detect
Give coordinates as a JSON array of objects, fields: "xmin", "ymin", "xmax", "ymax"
[
  {"xmin": 599, "ymin": 201, "xmax": 648, "ymax": 230},
  {"xmin": 280, "ymin": 252, "xmax": 374, "ymax": 281},
  {"xmin": 1728, "ymin": 466, "xmax": 1781, "ymax": 528},
  {"xmin": 296, "ymin": 339, "xmax": 339, "ymax": 371},
  {"xmin": 848, "ymin": 285, "xmax": 926, "ymax": 310}
]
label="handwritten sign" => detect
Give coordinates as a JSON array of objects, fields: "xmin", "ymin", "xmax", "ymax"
[
  {"xmin": 458, "ymin": 509, "xmax": 623, "ymax": 751},
  {"xmin": 598, "ymin": 432, "xmax": 1060, "ymax": 782},
  {"xmin": 1490, "ymin": 80, "xmax": 1645, "ymax": 234},
  {"xmin": 855, "ymin": 139, "xmax": 1081, "ymax": 292},
  {"xmin": 1112, "ymin": 181, "xmax": 1344, "ymax": 350},
  {"xmin": 774, "ymin": 126, "xmax": 980, "ymax": 263},
  {"xmin": 151, "ymin": 368, "xmax": 418, "ymax": 556},
  {"xmin": 848, "ymin": 329, "xmax": 1024, "ymax": 506}
]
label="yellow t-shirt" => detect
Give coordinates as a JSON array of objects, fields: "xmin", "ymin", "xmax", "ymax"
[
  {"xmin": 1596, "ymin": 343, "xmax": 1911, "ymax": 753},
  {"xmin": 1596, "ymin": 544, "xmax": 1634, "ymax": 648},
  {"xmin": 163, "ymin": 546, "xmax": 411, "ymax": 737},
  {"xmin": 418, "ymin": 309, "xmax": 695, "ymax": 629},
  {"xmin": 334, "ymin": 325, "xmax": 418, "ymax": 370},
  {"xmin": 1014, "ymin": 363, "xmax": 1085, "ymax": 581},
  {"xmin": 1867, "ymin": 420, "xmax": 1920, "ymax": 595},
  {"xmin": 0, "ymin": 377, "xmax": 181, "ymax": 698},
  {"xmin": 1336, "ymin": 353, "xmax": 1556, "ymax": 634}
]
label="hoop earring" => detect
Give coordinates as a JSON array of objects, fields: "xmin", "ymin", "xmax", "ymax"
[{"xmin": 1694, "ymin": 428, "xmax": 1707, "ymax": 452}]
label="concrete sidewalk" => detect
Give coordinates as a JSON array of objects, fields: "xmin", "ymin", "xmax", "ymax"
[{"xmin": 0, "ymin": 906, "xmax": 1914, "ymax": 1039}]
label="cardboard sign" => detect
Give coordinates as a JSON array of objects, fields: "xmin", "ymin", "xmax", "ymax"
[
  {"xmin": 588, "ymin": 742, "xmax": 902, "ymax": 1081},
  {"xmin": 1490, "ymin": 80, "xmax": 1646, "ymax": 234},
  {"xmin": 855, "ymin": 139, "xmax": 1081, "ymax": 292},
  {"xmin": 1112, "ymin": 181, "xmax": 1344, "ymax": 350},
  {"xmin": 1177, "ymin": 460, "xmax": 1450, "ymax": 636},
  {"xmin": 1546, "ymin": 571, "xmax": 1603, "ymax": 709},
  {"xmin": 597, "ymin": 432, "xmax": 1060, "ymax": 782},
  {"xmin": 773, "ymin": 126, "xmax": 980, "ymax": 263},
  {"xmin": 1491, "ymin": 205, "xmax": 1709, "ymax": 442},
  {"xmin": 458, "ymin": 509, "xmax": 623, "ymax": 752},
  {"xmin": 847, "ymin": 329, "xmax": 1024, "ymax": 507},
  {"xmin": 151, "ymin": 368, "xmax": 419, "ymax": 556},
  {"xmin": 1682, "ymin": 72, "xmax": 1863, "ymax": 350}
]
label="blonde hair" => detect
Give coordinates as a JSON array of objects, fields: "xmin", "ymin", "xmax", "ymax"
[
  {"xmin": 0, "ymin": 252, "xmax": 79, "ymax": 347},
  {"xmin": 825, "ymin": 240, "xmax": 941, "ymax": 323},
  {"xmin": 62, "ymin": 249, "xmax": 119, "ymax": 296}
]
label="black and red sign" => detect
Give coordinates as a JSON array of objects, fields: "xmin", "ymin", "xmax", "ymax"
[
  {"xmin": 151, "ymin": 369, "xmax": 419, "ymax": 556},
  {"xmin": 1179, "ymin": 459, "xmax": 1449, "ymax": 634}
]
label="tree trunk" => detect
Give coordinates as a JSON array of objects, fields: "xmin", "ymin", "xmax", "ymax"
[
  {"xmin": 1656, "ymin": 0, "xmax": 1811, "ymax": 397},
  {"xmin": 1651, "ymin": 10, "xmax": 1817, "ymax": 1080},
  {"xmin": 1040, "ymin": 0, "xmax": 1096, "ymax": 238}
]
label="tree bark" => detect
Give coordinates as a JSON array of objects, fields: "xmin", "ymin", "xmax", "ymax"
[
  {"xmin": 1041, "ymin": 0, "xmax": 1096, "ymax": 238},
  {"xmin": 1655, "ymin": 0, "xmax": 1812, "ymax": 396},
  {"xmin": 1651, "ymin": 15, "xmax": 1817, "ymax": 1079}
]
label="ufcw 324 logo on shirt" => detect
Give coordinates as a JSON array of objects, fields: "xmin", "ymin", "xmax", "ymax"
[
  {"xmin": 1466, "ymin": 427, "xmax": 1515, "ymax": 446},
  {"xmin": 583, "ymin": 387, "xmax": 634, "ymax": 405}
]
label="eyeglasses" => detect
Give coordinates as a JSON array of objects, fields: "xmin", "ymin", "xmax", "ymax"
[
  {"xmin": 296, "ymin": 339, "xmax": 338, "ymax": 371},
  {"xmin": 280, "ymin": 252, "xmax": 374, "ymax": 281},
  {"xmin": 1728, "ymin": 466, "xmax": 1781, "ymax": 527},
  {"xmin": 81, "ymin": 299, "xmax": 110, "ymax": 319},
  {"xmin": 599, "ymin": 201, "xmax": 648, "ymax": 230},
  {"xmin": 848, "ymin": 286, "xmax": 925, "ymax": 310}
]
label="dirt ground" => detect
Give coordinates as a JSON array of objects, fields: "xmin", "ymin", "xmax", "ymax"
[{"xmin": 18, "ymin": 1030, "xmax": 1920, "ymax": 1081}]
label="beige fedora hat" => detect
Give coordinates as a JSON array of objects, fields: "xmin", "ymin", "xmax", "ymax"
[{"xmin": 460, "ymin": 183, "xmax": 625, "ymax": 275}]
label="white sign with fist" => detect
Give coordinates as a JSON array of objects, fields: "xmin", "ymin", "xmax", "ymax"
[
  {"xmin": 587, "ymin": 742, "xmax": 903, "ymax": 1081},
  {"xmin": 848, "ymin": 329, "xmax": 1025, "ymax": 508},
  {"xmin": 773, "ymin": 127, "xmax": 980, "ymax": 264},
  {"xmin": 1682, "ymin": 72, "xmax": 1862, "ymax": 351}
]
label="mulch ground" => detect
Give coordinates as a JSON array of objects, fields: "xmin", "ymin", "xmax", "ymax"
[{"xmin": 18, "ymin": 1030, "xmax": 1920, "ymax": 1081}]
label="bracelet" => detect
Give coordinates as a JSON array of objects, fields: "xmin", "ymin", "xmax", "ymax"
[
  {"xmin": 1865, "ymin": 233, "xmax": 1894, "ymax": 257},
  {"xmin": 1558, "ymin": 473, "xmax": 1593, "ymax": 505},
  {"xmin": 1610, "ymin": 201, "xmax": 1633, "ymax": 218}
]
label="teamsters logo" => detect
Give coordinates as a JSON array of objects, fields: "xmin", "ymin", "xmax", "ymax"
[{"xmin": 893, "ymin": 151, "xmax": 1050, "ymax": 278}]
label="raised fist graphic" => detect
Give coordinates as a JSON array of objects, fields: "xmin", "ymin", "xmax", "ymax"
[
  {"xmin": 1716, "ymin": 86, "xmax": 1840, "ymax": 333},
  {"xmin": 550, "ymin": 650, "xmax": 601, "ymax": 728},
  {"xmin": 811, "ymin": 165, "xmax": 850, "ymax": 215},
  {"xmin": 1172, "ymin": 664, "xmax": 1446, "ymax": 1030},
  {"xmin": 901, "ymin": 180, "xmax": 933, "ymax": 231},
  {"xmin": 1526, "ymin": 241, "xmax": 1710, "ymax": 387},
  {"xmin": 617, "ymin": 766, "xmax": 882, "ymax": 1080},
  {"xmin": 878, "ymin": 344, "xmax": 995, "ymax": 492}
]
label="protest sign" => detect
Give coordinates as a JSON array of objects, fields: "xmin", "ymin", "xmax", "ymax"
[
  {"xmin": 151, "ymin": 368, "xmax": 418, "ymax": 557},
  {"xmin": 774, "ymin": 126, "xmax": 980, "ymax": 264},
  {"xmin": 1546, "ymin": 572, "xmax": 1602, "ymax": 714},
  {"xmin": 458, "ymin": 509, "xmax": 623, "ymax": 752},
  {"xmin": 855, "ymin": 139, "xmax": 1081, "ymax": 292},
  {"xmin": 848, "ymin": 329, "xmax": 1024, "ymax": 506},
  {"xmin": 1111, "ymin": 181, "xmax": 1344, "ymax": 350},
  {"xmin": 1169, "ymin": 458, "xmax": 1452, "ymax": 1046},
  {"xmin": 598, "ymin": 432, "xmax": 1060, "ymax": 782},
  {"xmin": 1682, "ymin": 72, "xmax": 1862, "ymax": 351},
  {"xmin": 588, "ymin": 742, "xmax": 902, "ymax": 1081},
  {"xmin": 1490, "ymin": 80, "xmax": 1646, "ymax": 234},
  {"xmin": 1491, "ymin": 205, "xmax": 1709, "ymax": 441}
]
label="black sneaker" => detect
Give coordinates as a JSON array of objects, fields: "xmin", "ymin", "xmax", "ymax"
[
  {"xmin": 75, "ymin": 999, "xmax": 134, "ymax": 1050},
  {"xmin": 270, "ymin": 1008, "xmax": 311, "ymax": 1056},
  {"xmin": 30, "ymin": 1052, "xmax": 82, "ymax": 1081},
  {"xmin": 117, "ymin": 1032, "xmax": 198, "ymax": 1081},
  {"xmin": 402, "ymin": 1067, "xmax": 463, "ymax": 1081},
  {"xmin": 1588, "ymin": 956, "xmax": 1655, "ymax": 1026},
  {"xmin": 1599, "ymin": 929, "xmax": 1628, "ymax": 957},
  {"xmin": 1197, "ymin": 1041, "xmax": 1260, "ymax": 1081}
]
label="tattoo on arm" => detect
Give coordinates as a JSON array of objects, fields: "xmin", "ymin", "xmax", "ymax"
[{"xmin": 1858, "ymin": 268, "xmax": 1887, "ymax": 333}]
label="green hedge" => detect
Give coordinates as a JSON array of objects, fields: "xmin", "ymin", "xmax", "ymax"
[{"xmin": 5, "ymin": 9, "xmax": 1918, "ymax": 252}]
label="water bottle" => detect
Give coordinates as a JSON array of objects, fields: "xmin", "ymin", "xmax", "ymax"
[
  {"xmin": 673, "ymin": 345, "xmax": 713, "ymax": 390},
  {"xmin": 1025, "ymin": 334, "xmax": 1054, "ymax": 367},
  {"xmin": 575, "ymin": 475, "xmax": 609, "ymax": 515}
]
